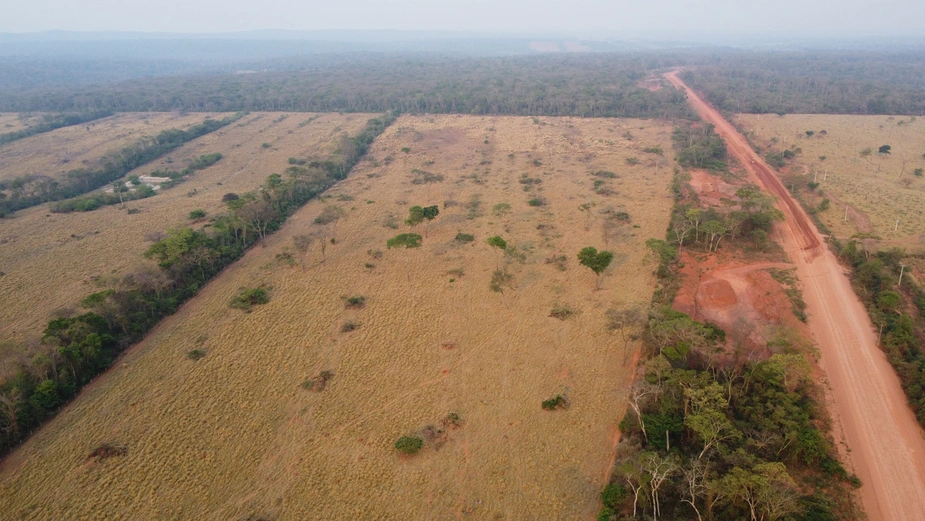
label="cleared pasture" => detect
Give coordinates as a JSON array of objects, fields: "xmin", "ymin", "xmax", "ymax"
[
  {"xmin": 0, "ymin": 112, "xmax": 217, "ymax": 183},
  {"xmin": 0, "ymin": 114, "xmax": 675, "ymax": 520},
  {"xmin": 736, "ymin": 113, "xmax": 925, "ymax": 245},
  {"xmin": 0, "ymin": 112, "xmax": 371, "ymax": 351},
  {"xmin": 0, "ymin": 113, "xmax": 45, "ymax": 134}
]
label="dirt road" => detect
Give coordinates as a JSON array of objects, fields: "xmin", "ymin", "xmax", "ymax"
[{"xmin": 667, "ymin": 71, "xmax": 925, "ymax": 521}]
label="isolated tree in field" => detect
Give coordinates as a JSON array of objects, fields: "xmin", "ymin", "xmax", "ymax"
[
  {"xmin": 421, "ymin": 205, "xmax": 439, "ymax": 236},
  {"xmin": 487, "ymin": 235, "xmax": 507, "ymax": 269},
  {"xmin": 915, "ymin": 168, "xmax": 924, "ymax": 177},
  {"xmin": 577, "ymin": 246, "xmax": 614, "ymax": 289},
  {"xmin": 860, "ymin": 147, "xmax": 872, "ymax": 163},
  {"xmin": 606, "ymin": 306, "xmax": 644, "ymax": 364},
  {"xmin": 406, "ymin": 205, "xmax": 425, "ymax": 228},
  {"xmin": 293, "ymin": 234, "xmax": 313, "ymax": 271},
  {"xmin": 879, "ymin": 144, "xmax": 892, "ymax": 155},
  {"xmin": 578, "ymin": 202, "xmax": 595, "ymax": 230},
  {"xmin": 110, "ymin": 181, "xmax": 127, "ymax": 208},
  {"xmin": 315, "ymin": 205, "xmax": 344, "ymax": 239}
]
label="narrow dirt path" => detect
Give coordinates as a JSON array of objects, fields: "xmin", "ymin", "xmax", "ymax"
[{"xmin": 666, "ymin": 70, "xmax": 925, "ymax": 521}]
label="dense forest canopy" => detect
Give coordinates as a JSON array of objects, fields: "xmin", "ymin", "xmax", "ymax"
[
  {"xmin": 682, "ymin": 51, "xmax": 925, "ymax": 115},
  {"xmin": 2, "ymin": 49, "xmax": 925, "ymax": 116},
  {"xmin": 0, "ymin": 54, "xmax": 696, "ymax": 119}
]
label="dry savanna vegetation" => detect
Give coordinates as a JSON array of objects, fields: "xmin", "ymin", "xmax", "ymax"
[
  {"xmin": 0, "ymin": 112, "xmax": 219, "ymax": 184},
  {"xmin": 0, "ymin": 113, "xmax": 46, "ymax": 134},
  {"xmin": 0, "ymin": 112, "xmax": 371, "ymax": 358},
  {"xmin": 735, "ymin": 113, "xmax": 925, "ymax": 246},
  {"xmin": 0, "ymin": 114, "xmax": 675, "ymax": 519}
]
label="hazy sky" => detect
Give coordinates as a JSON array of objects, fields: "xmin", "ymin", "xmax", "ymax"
[{"xmin": 2, "ymin": 0, "xmax": 922, "ymax": 36}]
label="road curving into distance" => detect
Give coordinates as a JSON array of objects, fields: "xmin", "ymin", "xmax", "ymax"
[{"xmin": 666, "ymin": 70, "xmax": 925, "ymax": 521}]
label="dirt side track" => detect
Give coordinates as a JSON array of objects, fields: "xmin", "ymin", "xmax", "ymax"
[{"xmin": 667, "ymin": 71, "xmax": 925, "ymax": 521}]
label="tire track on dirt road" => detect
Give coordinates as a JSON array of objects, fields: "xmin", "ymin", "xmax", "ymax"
[{"xmin": 666, "ymin": 70, "xmax": 925, "ymax": 521}]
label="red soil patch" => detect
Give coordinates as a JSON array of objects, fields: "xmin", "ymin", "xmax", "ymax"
[
  {"xmin": 687, "ymin": 169, "xmax": 739, "ymax": 207},
  {"xmin": 673, "ymin": 251, "xmax": 800, "ymax": 358}
]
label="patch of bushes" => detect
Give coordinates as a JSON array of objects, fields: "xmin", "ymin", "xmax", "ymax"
[
  {"xmin": 411, "ymin": 169, "xmax": 444, "ymax": 184},
  {"xmin": 455, "ymin": 233, "xmax": 475, "ymax": 243},
  {"xmin": 87, "ymin": 444, "xmax": 127, "ymax": 462},
  {"xmin": 527, "ymin": 197, "xmax": 546, "ymax": 207},
  {"xmin": 387, "ymin": 233, "xmax": 423, "ymax": 249},
  {"xmin": 187, "ymin": 349, "xmax": 206, "ymax": 360},
  {"xmin": 541, "ymin": 395, "xmax": 569, "ymax": 410},
  {"xmin": 341, "ymin": 320, "xmax": 360, "ymax": 333},
  {"xmin": 394, "ymin": 435, "xmax": 424, "ymax": 455},
  {"xmin": 592, "ymin": 170, "xmax": 618, "ymax": 179},
  {"xmin": 189, "ymin": 209, "xmax": 207, "ymax": 220},
  {"xmin": 549, "ymin": 304, "xmax": 576, "ymax": 320},
  {"xmin": 302, "ymin": 370, "xmax": 334, "ymax": 392},
  {"xmin": 230, "ymin": 287, "xmax": 271, "ymax": 312},
  {"xmin": 344, "ymin": 295, "xmax": 366, "ymax": 309}
]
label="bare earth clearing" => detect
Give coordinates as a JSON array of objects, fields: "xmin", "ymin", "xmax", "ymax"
[
  {"xmin": 0, "ymin": 112, "xmax": 218, "ymax": 183},
  {"xmin": 735, "ymin": 113, "xmax": 925, "ymax": 245},
  {"xmin": 0, "ymin": 113, "xmax": 370, "ymax": 354},
  {"xmin": 669, "ymin": 71, "xmax": 925, "ymax": 521},
  {"xmin": 0, "ymin": 115, "xmax": 674, "ymax": 520}
]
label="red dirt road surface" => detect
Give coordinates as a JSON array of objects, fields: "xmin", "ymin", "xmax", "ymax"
[{"xmin": 667, "ymin": 70, "xmax": 925, "ymax": 521}]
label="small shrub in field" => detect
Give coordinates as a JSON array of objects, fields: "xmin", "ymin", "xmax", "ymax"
[
  {"xmin": 302, "ymin": 370, "xmax": 334, "ymax": 392},
  {"xmin": 591, "ymin": 170, "xmax": 618, "ymax": 179},
  {"xmin": 411, "ymin": 169, "xmax": 444, "ymax": 184},
  {"xmin": 230, "ymin": 287, "xmax": 270, "ymax": 312},
  {"xmin": 642, "ymin": 146, "xmax": 663, "ymax": 155},
  {"xmin": 126, "ymin": 208, "xmax": 141, "ymax": 214},
  {"xmin": 344, "ymin": 295, "xmax": 366, "ymax": 309},
  {"xmin": 549, "ymin": 304, "xmax": 576, "ymax": 320},
  {"xmin": 341, "ymin": 320, "xmax": 360, "ymax": 333},
  {"xmin": 367, "ymin": 249, "xmax": 383, "ymax": 259},
  {"xmin": 455, "ymin": 233, "xmax": 475, "ymax": 243},
  {"xmin": 87, "ymin": 444, "xmax": 127, "ymax": 462},
  {"xmin": 394, "ymin": 435, "xmax": 424, "ymax": 455},
  {"xmin": 625, "ymin": 157, "xmax": 640, "ymax": 166},
  {"xmin": 490, "ymin": 270, "xmax": 514, "ymax": 293},
  {"xmin": 387, "ymin": 233, "xmax": 422, "ymax": 249},
  {"xmin": 528, "ymin": 197, "xmax": 546, "ymax": 207},
  {"xmin": 187, "ymin": 349, "xmax": 206, "ymax": 360},
  {"xmin": 443, "ymin": 412, "xmax": 463, "ymax": 429},
  {"xmin": 261, "ymin": 142, "xmax": 271, "ymax": 148},
  {"xmin": 545, "ymin": 255, "xmax": 568, "ymax": 271},
  {"xmin": 542, "ymin": 395, "xmax": 569, "ymax": 411}
]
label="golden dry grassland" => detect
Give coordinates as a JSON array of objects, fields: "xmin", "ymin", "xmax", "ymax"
[
  {"xmin": 0, "ymin": 115, "xmax": 675, "ymax": 520},
  {"xmin": 735, "ymin": 114, "xmax": 925, "ymax": 246},
  {"xmin": 0, "ymin": 112, "xmax": 219, "ymax": 183},
  {"xmin": 0, "ymin": 113, "xmax": 45, "ymax": 134},
  {"xmin": 0, "ymin": 112, "xmax": 371, "ymax": 353}
]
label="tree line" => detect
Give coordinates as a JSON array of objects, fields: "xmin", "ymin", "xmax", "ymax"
[
  {"xmin": 0, "ymin": 112, "xmax": 396, "ymax": 454},
  {"xmin": 0, "ymin": 116, "xmax": 241, "ymax": 217},
  {"xmin": 836, "ymin": 240, "xmax": 925, "ymax": 428}
]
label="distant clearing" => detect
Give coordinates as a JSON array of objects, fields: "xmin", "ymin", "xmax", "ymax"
[
  {"xmin": 0, "ymin": 112, "xmax": 215, "ymax": 184},
  {"xmin": 0, "ymin": 112, "xmax": 370, "ymax": 349},
  {"xmin": 736, "ymin": 113, "xmax": 925, "ymax": 246},
  {"xmin": 0, "ymin": 115, "xmax": 675, "ymax": 519}
]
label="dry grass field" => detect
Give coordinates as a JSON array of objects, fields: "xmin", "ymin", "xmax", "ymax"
[
  {"xmin": 0, "ymin": 112, "xmax": 218, "ymax": 183},
  {"xmin": 0, "ymin": 112, "xmax": 371, "ymax": 352},
  {"xmin": 0, "ymin": 113, "xmax": 45, "ymax": 134},
  {"xmin": 0, "ymin": 115, "xmax": 675, "ymax": 520},
  {"xmin": 735, "ymin": 114, "xmax": 925, "ymax": 246}
]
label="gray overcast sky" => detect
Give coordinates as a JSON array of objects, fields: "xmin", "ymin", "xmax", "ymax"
[{"xmin": 2, "ymin": 0, "xmax": 922, "ymax": 36}]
